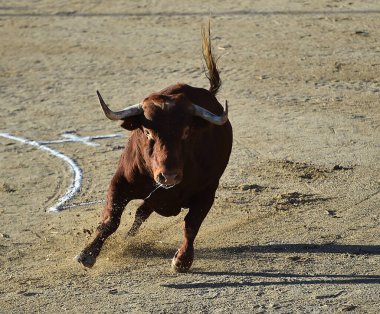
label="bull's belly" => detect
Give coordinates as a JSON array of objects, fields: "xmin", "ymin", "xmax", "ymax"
[
  {"xmin": 143, "ymin": 186, "xmax": 190, "ymax": 217},
  {"xmin": 153, "ymin": 205, "xmax": 182, "ymax": 217},
  {"xmin": 144, "ymin": 194, "xmax": 183, "ymax": 217}
]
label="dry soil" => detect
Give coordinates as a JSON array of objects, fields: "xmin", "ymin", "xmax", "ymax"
[{"xmin": 0, "ymin": 1, "xmax": 379, "ymax": 313}]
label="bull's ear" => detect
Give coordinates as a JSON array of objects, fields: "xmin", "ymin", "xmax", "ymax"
[{"xmin": 120, "ymin": 116, "xmax": 141, "ymax": 130}]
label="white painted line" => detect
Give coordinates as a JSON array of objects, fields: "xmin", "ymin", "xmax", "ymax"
[
  {"xmin": 0, "ymin": 133, "xmax": 82, "ymax": 212},
  {"xmin": 60, "ymin": 199, "xmax": 105, "ymax": 209},
  {"xmin": 38, "ymin": 132, "xmax": 123, "ymax": 146}
]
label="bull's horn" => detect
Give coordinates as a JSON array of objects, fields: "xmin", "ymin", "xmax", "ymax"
[
  {"xmin": 97, "ymin": 90, "xmax": 143, "ymax": 120},
  {"xmin": 190, "ymin": 100, "xmax": 228, "ymax": 125}
]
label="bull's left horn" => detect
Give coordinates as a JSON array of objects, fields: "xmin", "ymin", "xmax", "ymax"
[
  {"xmin": 97, "ymin": 90, "xmax": 143, "ymax": 120},
  {"xmin": 190, "ymin": 100, "xmax": 228, "ymax": 125}
]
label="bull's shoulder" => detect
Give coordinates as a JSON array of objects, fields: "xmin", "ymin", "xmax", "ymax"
[{"xmin": 120, "ymin": 131, "xmax": 151, "ymax": 177}]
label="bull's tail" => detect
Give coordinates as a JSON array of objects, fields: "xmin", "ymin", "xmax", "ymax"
[{"xmin": 202, "ymin": 21, "xmax": 221, "ymax": 96}]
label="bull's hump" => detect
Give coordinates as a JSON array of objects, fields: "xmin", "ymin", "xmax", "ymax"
[{"xmin": 143, "ymin": 93, "xmax": 190, "ymax": 113}]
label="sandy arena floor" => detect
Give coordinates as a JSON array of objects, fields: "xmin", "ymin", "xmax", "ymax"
[{"xmin": 1, "ymin": 1, "xmax": 379, "ymax": 313}]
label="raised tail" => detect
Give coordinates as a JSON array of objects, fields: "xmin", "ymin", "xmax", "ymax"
[{"xmin": 201, "ymin": 21, "xmax": 221, "ymax": 96}]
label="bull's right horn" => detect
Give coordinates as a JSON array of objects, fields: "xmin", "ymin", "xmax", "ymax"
[
  {"xmin": 97, "ymin": 90, "xmax": 143, "ymax": 120},
  {"xmin": 190, "ymin": 100, "xmax": 228, "ymax": 125}
]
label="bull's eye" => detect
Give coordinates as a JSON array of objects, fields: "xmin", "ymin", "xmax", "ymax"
[
  {"xmin": 144, "ymin": 128, "xmax": 154, "ymax": 140},
  {"xmin": 182, "ymin": 126, "xmax": 190, "ymax": 140}
]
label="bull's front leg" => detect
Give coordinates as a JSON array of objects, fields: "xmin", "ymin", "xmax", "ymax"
[
  {"xmin": 171, "ymin": 187, "xmax": 217, "ymax": 273},
  {"xmin": 76, "ymin": 172, "xmax": 130, "ymax": 268},
  {"xmin": 126, "ymin": 202, "xmax": 153, "ymax": 237}
]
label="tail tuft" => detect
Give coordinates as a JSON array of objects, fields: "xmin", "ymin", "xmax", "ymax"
[{"xmin": 201, "ymin": 21, "xmax": 221, "ymax": 96}]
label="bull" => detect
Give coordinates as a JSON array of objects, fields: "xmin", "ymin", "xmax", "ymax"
[{"xmin": 76, "ymin": 24, "xmax": 233, "ymax": 272}]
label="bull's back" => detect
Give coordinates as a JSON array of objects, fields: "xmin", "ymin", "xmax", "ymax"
[{"xmin": 159, "ymin": 84, "xmax": 225, "ymax": 116}]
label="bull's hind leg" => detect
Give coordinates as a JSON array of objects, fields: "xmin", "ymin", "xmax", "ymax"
[
  {"xmin": 76, "ymin": 172, "xmax": 129, "ymax": 268},
  {"xmin": 126, "ymin": 202, "xmax": 153, "ymax": 237},
  {"xmin": 172, "ymin": 186, "xmax": 217, "ymax": 272}
]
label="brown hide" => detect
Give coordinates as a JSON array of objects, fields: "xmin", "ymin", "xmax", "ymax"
[
  {"xmin": 119, "ymin": 84, "xmax": 232, "ymax": 211},
  {"xmin": 76, "ymin": 24, "xmax": 233, "ymax": 272}
]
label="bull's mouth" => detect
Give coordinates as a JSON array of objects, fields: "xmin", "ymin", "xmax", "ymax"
[
  {"xmin": 144, "ymin": 182, "xmax": 178, "ymax": 200},
  {"xmin": 158, "ymin": 183, "xmax": 177, "ymax": 190}
]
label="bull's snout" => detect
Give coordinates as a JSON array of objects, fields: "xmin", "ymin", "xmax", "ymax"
[{"xmin": 156, "ymin": 170, "xmax": 182, "ymax": 186}]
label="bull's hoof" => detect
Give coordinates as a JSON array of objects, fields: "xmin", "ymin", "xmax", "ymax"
[
  {"xmin": 171, "ymin": 250, "xmax": 193, "ymax": 273},
  {"xmin": 75, "ymin": 251, "xmax": 96, "ymax": 268}
]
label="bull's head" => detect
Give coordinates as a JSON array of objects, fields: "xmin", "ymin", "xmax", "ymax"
[{"xmin": 97, "ymin": 90, "xmax": 228, "ymax": 187}]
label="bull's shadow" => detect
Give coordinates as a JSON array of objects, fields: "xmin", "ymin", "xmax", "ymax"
[
  {"xmin": 161, "ymin": 243, "xmax": 380, "ymax": 289},
  {"xmin": 198, "ymin": 243, "xmax": 380, "ymax": 258},
  {"xmin": 162, "ymin": 271, "xmax": 380, "ymax": 289},
  {"xmin": 123, "ymin": 242, "xmax": 380, "ymax": 259}
]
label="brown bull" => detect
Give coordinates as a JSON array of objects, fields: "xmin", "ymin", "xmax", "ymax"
[{"xmin": 76, "ymin": 24, "xmax": 233, "ymax": 272}]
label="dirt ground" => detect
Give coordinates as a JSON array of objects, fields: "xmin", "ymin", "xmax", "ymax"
[{"xmin": 1, "ymin": 0, "xmax": 379, "ymax": 313}]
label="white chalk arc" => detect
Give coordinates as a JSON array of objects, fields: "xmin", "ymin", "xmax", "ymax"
[{"xmin": 0, "ymin": 133, "xmax": 82, "ymax": 212}]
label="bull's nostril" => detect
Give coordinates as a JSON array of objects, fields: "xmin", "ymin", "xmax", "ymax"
[
  {"xmin": 169, "ymin": 174, "xmax": 178, "ymax": 180},
  {"xmin": 158, "ymin": 173, "xmax": 166, "ymax": 183}
]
